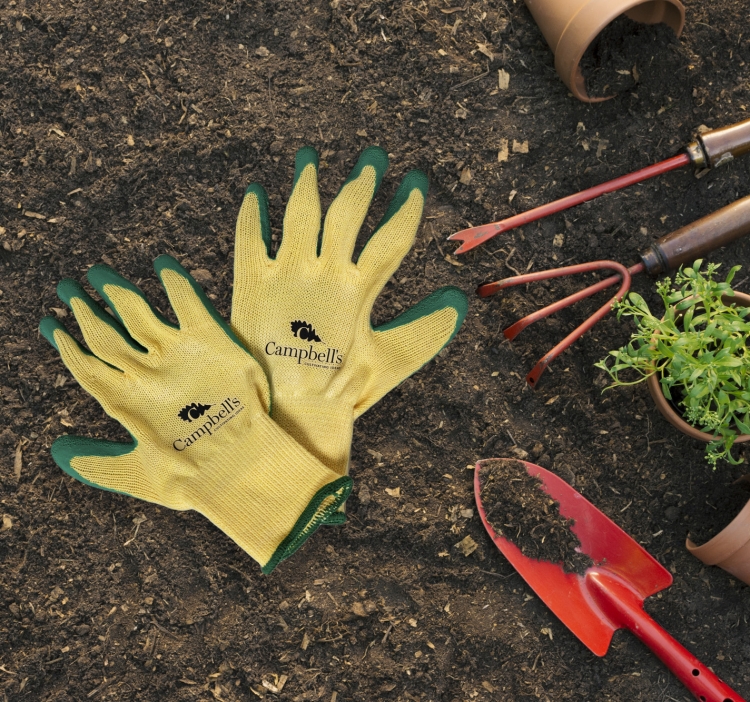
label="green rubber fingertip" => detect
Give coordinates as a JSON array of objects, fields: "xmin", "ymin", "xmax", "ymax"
[
  {"xmin": 341, "ymin": 145, "xmax": 389, "ymax": 192},
  {"xmin": 243, "ymin": 183, "xmax": 273, "ymax": 258},
  {"xmin": 40, "ymin": 315, "xmax": 64, "ymax": 351},
  {"xmin": 57, "ymin": 278, "xmax": 145, "ymax": 353},
  {"xmin": 50, "ymin": 435, "xmax": 137, "ymax": 497},
  {"xmin": 376, "ymin": 285, "xmax": 468, "ymax": 341},
  {"xmin": 152, "ymin": 253, "xmax": 190, "ymax": 280},
  {"xmin": 440, "ymin": 286, "xmax": 469, "ymax": 339},
  {"xmin": 87, "ymin": 263, "xmax": 173, "ymax": 328},
  {"xmin": 56, "ymin": 278, "xmax": 87, "ymax": 307},
  {"xmin": 294, "ymin": 146, "xmax": 319, "ymax": 185},
  {"xmin": 373, "ymin": 169, "xmax": 428, "ymax": 235}
]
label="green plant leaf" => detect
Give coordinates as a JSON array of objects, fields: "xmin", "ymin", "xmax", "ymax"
[{"xmin": 596, "ymin": 260, "xmax": 748, "ymax": 466}]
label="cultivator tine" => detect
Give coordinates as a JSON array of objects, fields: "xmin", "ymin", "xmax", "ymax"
[{"xmin": 478, "ymin": 261, "xmax": 634, "ymax": 387}]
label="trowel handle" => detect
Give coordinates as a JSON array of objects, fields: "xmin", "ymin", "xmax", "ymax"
[
  {"xmin": 687, "ymin": 117, "xmax": 750, "ymax": 169},
  {"xmin": 588, "ymin": 573, "xmax": 746, "ymax": 702},
  {"xmin": 640, "ymin": 193, "xmax": 750, "ymax": 276}
]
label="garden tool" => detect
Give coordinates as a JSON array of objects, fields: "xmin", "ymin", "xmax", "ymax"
[
  {"xmin": 474, "ymin": 458, "xmax": 747, "ymax": 702},
  {"xmin": 230, "ymin": 146, "xmax": 468, "ymax": 499},
  {"xmin": 478, "ymin": 191, "xmax": 750, "ymax": 387},
  {"xmin": 449, "ymin": 116, "xmax": 750, "ymax": 254},
  {"xmin": 40, "ymin": 256, "xmax": 351, "ymax": 574}
]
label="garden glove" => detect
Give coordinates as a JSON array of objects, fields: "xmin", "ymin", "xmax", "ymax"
[
  {"xmin": 39, "ymin": 255, "xmax": 351, "ymax": 574},
  {"xmin": 232, "ymin": 146, "xmax": 468, "ymax": 485}
]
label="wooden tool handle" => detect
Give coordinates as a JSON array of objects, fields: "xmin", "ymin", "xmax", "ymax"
[
  {"xmin": 699, "ymin": 117, "xmax": 750, "ymax": 168},
  {"xmin": 587, "ymin": 572, "xmax": 746, "ymax": 702},
  {"xmin": 640, "ymin": 193, "xmax": 750, "ymax": 276}
]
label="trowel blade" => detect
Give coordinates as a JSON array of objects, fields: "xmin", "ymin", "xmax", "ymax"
[{"xmin": 474, "ymin": 458, "xmax": 672, "ymax": 656}]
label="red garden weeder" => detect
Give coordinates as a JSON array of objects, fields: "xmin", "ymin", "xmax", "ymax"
[{"xmin": 449, "ymin": 117, "xmax": 750, "ymax": 254}]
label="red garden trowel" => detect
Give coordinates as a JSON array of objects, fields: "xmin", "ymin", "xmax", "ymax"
[{"xmin": 474, "ymin": 458, "xmax": 746, "ymax": 702}]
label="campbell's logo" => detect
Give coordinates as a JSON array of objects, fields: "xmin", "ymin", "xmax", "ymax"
[
  {"xmin": 178, "ymin": 402, "xmax": 211, "ymax": 422},
  {"xmin": 291, "ymin": 320, "xmax": 321, "ymax": 343},
  {"xmin": 263, "ymin": 319, "xmax": 343, "ymax": 369},
  {"xmin": 173, "ymin": 398, "xmax": 244, "ymax": 451}
]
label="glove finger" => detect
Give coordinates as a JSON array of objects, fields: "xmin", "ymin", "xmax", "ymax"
[
  {"xmin": 87, "ymin": 264, "xmax": 174, "ymax": 351},
  {"xmin": 40, "ymin": 316, "xmax": 124, "ymax": 397},
  {"xmin": 154, "ymin": 255, "xmax": 272, "ymax": 414},
  {"xmin": 319, "ymin": 146, "xmax": 388, "ymax": 265},
  {"xmin": 50, "ymin": 435, "xmax": 165, "ymax": 506},
  {"xmin": 153, "ymin": 255, "xmax": 220, "ymax": 331},
  {"xmin": 57, "ymin": 278, "xmax": 145, "ymax": 371},
  {"xmin": 356, "ymin": 170, "xmax": 427, "ymax": 290},
  {"xmin": 276, "ymin": 147, "xmax": 321, "ymax": 265},
  {"xmin": 235, "ymin": 182, "xmax": 273, "ymax": 273},
  {"xmin": 355, "ymin": 287, "xmax": 468, "ymax": 418}
]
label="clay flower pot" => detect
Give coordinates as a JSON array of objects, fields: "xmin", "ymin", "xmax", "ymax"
[
  {"xmin": 686, "ymin": 476, "xmax": 750, "ymax": 585},
  {"xmin": 524, "ymin": 0, "xmax": 685, "ymax": 102},
  {"xmin": 645, "ymin": 290, "xmax": 750, "ymax": 446}
]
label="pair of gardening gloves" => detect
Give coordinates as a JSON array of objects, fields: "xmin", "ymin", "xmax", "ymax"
[{"xmin": 41, "ymin": 147, "xmax": 468, "ymax": 573}]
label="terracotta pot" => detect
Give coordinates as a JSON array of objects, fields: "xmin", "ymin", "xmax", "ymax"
[
  {"xmin": 646, "ymin": 290, "xmax": 750, "ymax": 445},
  {"xmin": 686, "ymin": 476, "xmax": 750, "ymax": 585},
  {"xmin": 524, "ymin": 0, "xmax": 685, "ymax": 102}
]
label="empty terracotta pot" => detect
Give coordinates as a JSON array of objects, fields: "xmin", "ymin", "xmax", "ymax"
[
  {"xmin": 687, "ymin": 476, "xmax": 750, "ymax": 586},
  {"xmin": 524, "ymin": 0, "xmax": 685, "ymax": 102},
  {"xmin": 646, "ymin": 290, "xmax": 750, "ymax": 445}
]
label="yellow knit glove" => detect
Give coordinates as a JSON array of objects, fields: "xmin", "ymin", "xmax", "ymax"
[
  {"xmin": 233, "ymin": 146, "xmax": 468, "ymax": 486},
  {"xmin": 39, "ymin": 256, "xmax": 351, "ymax": 573}
]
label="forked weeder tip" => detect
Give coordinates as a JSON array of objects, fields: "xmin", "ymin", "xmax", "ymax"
[{"xmin": 476, "ymin": 282, "xmax": 500, "ymax": 297}]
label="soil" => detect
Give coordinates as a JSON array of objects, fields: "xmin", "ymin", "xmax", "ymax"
[
  {"xmin": 478, "ymin": 458, "xmax": 594, "ymax": 574},
  {"xmin": 688, "ymin": 476, "xmax": 750, "ymax": 546},
  {"xmin": 2, "ymin": 0, "xmax": 750, "ymax": 700},
  {"xmin": 582, "ymin": 16, "xmax": 681, "ymax": 99}
]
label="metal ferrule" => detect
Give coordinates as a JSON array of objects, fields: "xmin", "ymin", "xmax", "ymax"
[
  {"xmin": 685, "ymin": 141, "xmax": 706, "ymax": 169},
  {"xmin": 639, "ymin": 245, "xmax": 668, "ymax": 277}
]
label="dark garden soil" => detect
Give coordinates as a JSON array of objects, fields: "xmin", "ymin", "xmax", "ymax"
[
  {"xmin": 688, "ymin": 475, "xmax": 750, "ymax": 546},
  {"xmin": 581, "ymin": 15, "xmax": 681, "ymax": 100},
  {"xmin": 2, "ymin": 0, "xmax": 750, "ymax": 700},
  {"xmin": 478, "ymin": 458, "xmax": 593, "ymax": 575}
]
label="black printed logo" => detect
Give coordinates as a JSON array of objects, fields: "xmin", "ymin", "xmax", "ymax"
[
  {"xmin": 173, "ymin": 398, "xmax": 244, "ymax": 451},
  {"xmin": 178, "ymin": 402, "xmax": 212, "ymax": 422},
  {"xmin": 291, "ymin": 320, "xmax": 322, "ymax": 343}
]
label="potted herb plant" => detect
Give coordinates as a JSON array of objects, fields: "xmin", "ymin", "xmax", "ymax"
[{"xmin": 595, "ymin": 260, "xmax": 750, "ymax": 467}]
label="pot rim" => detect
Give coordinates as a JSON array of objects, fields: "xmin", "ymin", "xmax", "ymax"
[
  {"xmin": 686, "ymin": 481, "xmax": 750, "ymax": 565},
  {"xmin": 524, "ymin": 0, "xmax": 685, "ymax": 102},
  {"xmin": 645, "ymin": 289, "xmax": 750, "ymax": 444}
]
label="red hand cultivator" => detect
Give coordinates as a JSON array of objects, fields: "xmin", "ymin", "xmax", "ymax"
[{"xmin": 478, "ymin": 194, "xmax": 750, "ymax": 387}]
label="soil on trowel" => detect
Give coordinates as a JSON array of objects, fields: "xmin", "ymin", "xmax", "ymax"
[
  {"xmin": 687, "ymin": 476, "xmax": 750, "ymax": 546},
  {"xmin": 479, "ymin": 459, "xmax": 594, "ymax": 574},
  {"xmin": 581, "ymin": 15, "xmax": 680, "ymax": 98}
]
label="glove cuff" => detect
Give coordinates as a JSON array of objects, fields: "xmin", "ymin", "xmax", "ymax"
[
  {"xmin": 264, "ymin": 474, "xmax": 351, "ymax": 572},
  {"xmin": 186, "ymin": 413, "xmax": 351, "ymax": 572}
]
